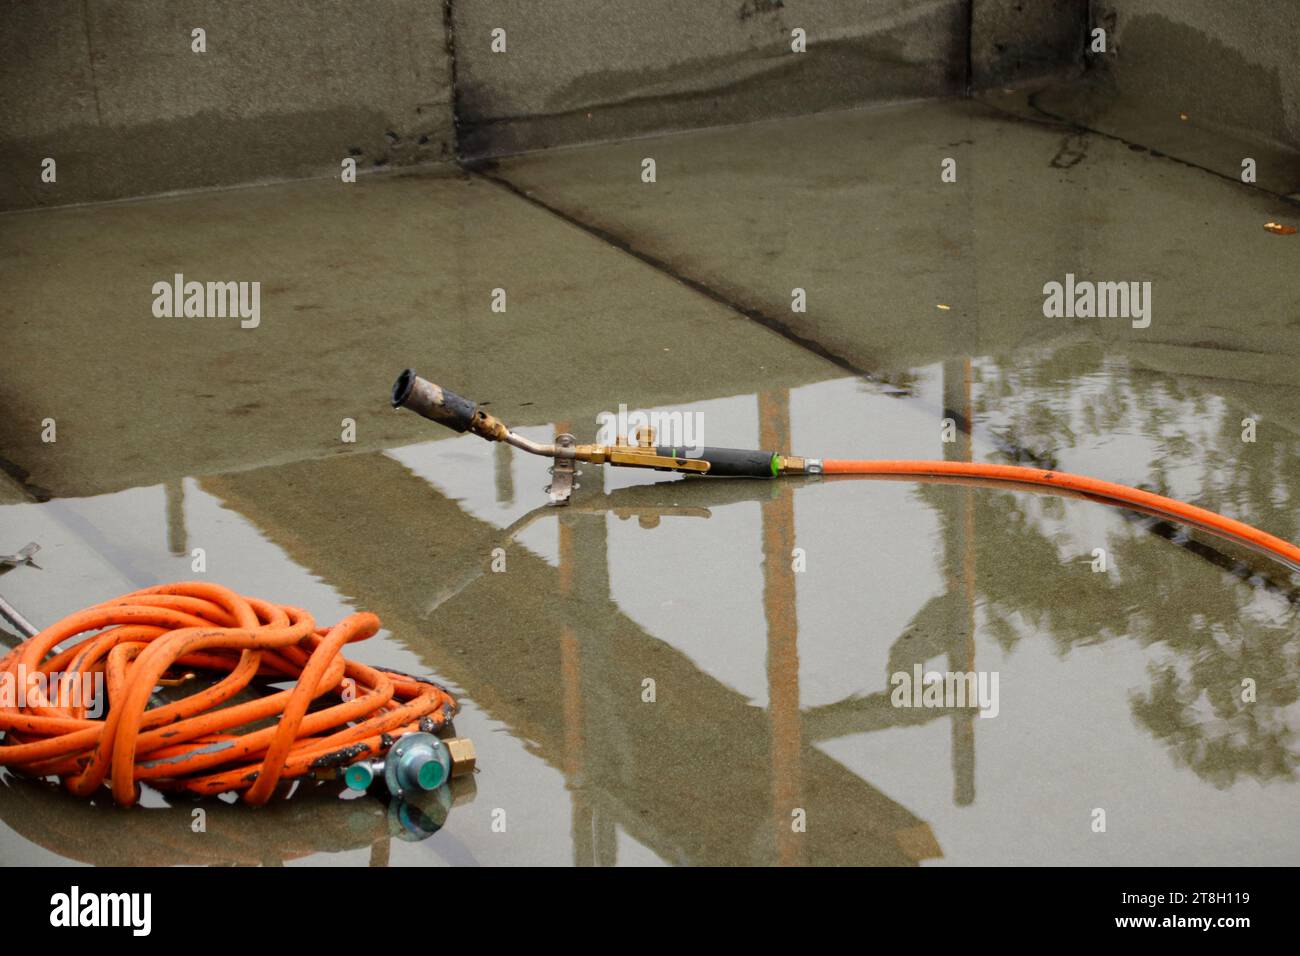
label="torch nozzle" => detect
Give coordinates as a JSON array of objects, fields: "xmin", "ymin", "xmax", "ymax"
[{"xmin": 391, "ymin": 369, "xmax": 509, "ymax": 442}]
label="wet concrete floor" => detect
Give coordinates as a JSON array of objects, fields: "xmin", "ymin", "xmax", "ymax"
[{"xmin": 1, "ymin": 90, "xmax": 1297, "ymax": 865}]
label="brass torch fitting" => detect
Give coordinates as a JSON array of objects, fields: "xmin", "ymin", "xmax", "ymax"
[{"xmin": 443, "ymin": 737, "xmax": 477, "ymax": 778}]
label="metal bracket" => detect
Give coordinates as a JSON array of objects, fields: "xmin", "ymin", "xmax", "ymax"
[
  {"xmin": 0, "ymin": 542, "xmax": 40, "ymax": 575},
  {"xmin": 0, "ymin": 542, "xmax": 41, "ymax": 642},
  {"xmin": 545, "ymin": 433, "xmax": 581, "ymax": 506}
]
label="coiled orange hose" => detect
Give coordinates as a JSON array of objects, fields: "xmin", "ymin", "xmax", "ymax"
[
  {"xmin": 0, "ymin": 582, "xmax": 457, "ymax": 807},
  {"xmin": 822, "ymin": 460, "xmax": 1300, "ymax": 570}
]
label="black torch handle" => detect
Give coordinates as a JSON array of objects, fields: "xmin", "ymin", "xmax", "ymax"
[{"xmin": 654, "ymin": 446, "xmax": 778, "ymax": 478}]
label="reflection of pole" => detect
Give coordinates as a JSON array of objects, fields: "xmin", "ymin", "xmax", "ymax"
[
  {"xmin": 494, "ymin": 440, "xmax": 515, "ymax": 507},
  {"xmin": 164, "ymin": 478, "xmax": 187, "ymax": 556},
  {"xmin": 759, "ymin": 390, "xmax": 803, "ymax": 865},
  {"xmin": 963, "ymin": 362, "xmax": 977, "ymax": 670},
  {"xmin": 942, "ymin": 360, "xmax": 976, "ymax": 807},
  {"xmin": 958, "ymin": 103, "xmax": 979, "ymax": 806},
  {"xmin": 555, "ymin": 420, "xmax": 592, "ymax": 866},
  {"xmin": 957, "ymin": 358, "xmax": 977, "ymax": 807},
  {"xmin": 559, "ymin": 534, "xmax": 592, "ymax": 865},
  {"xmin": 568, "ymin": 456, "xmax": 618, "ymax": 868}
]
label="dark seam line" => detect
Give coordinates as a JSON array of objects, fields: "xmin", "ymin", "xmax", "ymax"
[
  {"xmin": 977, "ymin": 92, "xmax": 1300, "ymax": 209},
  {"xmin": 82, "ymin": 0, "xmax": 103, "ymax": 126},
  {"xmin": 1121, "ymin": 512, "xmax": 1300, "ymax": 606},
  {"xmin": 467, "ymin": 164, "xmax": 877, "ymax": 381},
  {"xmin": 963, "ymin": 0, "xmax": 975, "ymax": 97},
  {"xmin": 442, "ymin": 0, "xmax": 464, "ymax": 160}
]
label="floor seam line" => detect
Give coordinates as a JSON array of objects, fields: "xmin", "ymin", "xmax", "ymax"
[{"xmin": 464, "ymin": 163, "xmax": 875, "ymax": 381}]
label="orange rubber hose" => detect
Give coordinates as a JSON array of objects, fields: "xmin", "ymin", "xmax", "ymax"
[
  {"xmin": 0, "ymin": 582, "xmax": 457, "ymax": 807},
  {"xmin": 822, "ymin": 460, "xmax": 1300, "ymax": 570}
]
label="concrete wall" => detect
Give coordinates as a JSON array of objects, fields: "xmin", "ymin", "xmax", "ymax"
[
  {"xmin": 972, "ymin": 0, "xmax": 1088, "ymax": 88},
  {"xmin": 452, "ymin": 0, "xmax": 969, "ymax": 158},
  {"xmin": 0, "ymin": 1, "xmax": 1095, "ymax": 209},
  {"xmin": 0, "ymin": 0, "xmax": 454, "ymax": 211},
  {"xmin": 1094, "ymin": 0, "xmax": 1300, "ymax": 152}
]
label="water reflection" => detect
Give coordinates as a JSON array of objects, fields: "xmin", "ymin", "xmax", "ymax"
[
  {"xmin": 0, "ymin": 772, "xmax": 478, "ymax": 866},
  {"xmin": 0, "ymin": 342, "xmax": 1296, "ymax": 865}
]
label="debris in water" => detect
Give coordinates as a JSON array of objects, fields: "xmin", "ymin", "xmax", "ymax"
[{"xmin": 936, "ymin": 304, "xmax": 951, "ymax": 311}]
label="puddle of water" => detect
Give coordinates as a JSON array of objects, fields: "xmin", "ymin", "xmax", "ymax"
[{"xmin": 1, "ymin": 344, "xmax": 1297, "ymax": 866}]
